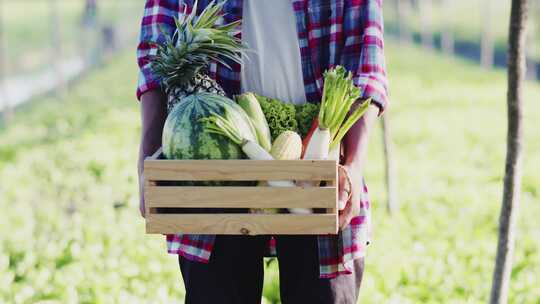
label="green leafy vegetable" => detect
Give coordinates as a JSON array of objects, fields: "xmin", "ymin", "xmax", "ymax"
[
  {"xmin": 295, "ymin": 103, "xmax": 320, "ymax": 138},
  {"xmin": 253, "ymin": 94, "xmax": 298, "ymax": 141}
]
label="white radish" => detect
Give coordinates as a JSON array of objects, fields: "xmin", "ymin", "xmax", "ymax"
[
  {"xmin": 328, "ymin": 142, "xmax": 340, "ymax": 161},
  {"xmin": 290, "ymin": 66, "xmax": 371, "ymax": 214},
  {"xmin": 290, "ymin": 128, "xmax": 332, "ymax": 214},
  {"xmin": 296, "ymin": 127, "xmax": 331, "ymax": 188},
  {"xmin": 302, "ymin": 128, "xmax": 331, "ymax": 160}
]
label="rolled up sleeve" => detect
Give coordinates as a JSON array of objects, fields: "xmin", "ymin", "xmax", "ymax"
[
  {"xmin": 343, "ymin": 0, "xmax": 389, "ymax": 114},
  {"xmin": 136, "ymin": 0, "xmax": 180, "ymax": 100}
]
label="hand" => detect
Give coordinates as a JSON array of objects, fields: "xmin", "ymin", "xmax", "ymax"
[
  {"xmin": 138, "ymin": 90, "xmax": 168, "ymax": 219},
  {"xmin": 338, "ymin": 164, "xmax": 362, "ymax": 230},
  {"xmin": 139, "ymin": 172, "xmax": 146, "ymax": 218}
]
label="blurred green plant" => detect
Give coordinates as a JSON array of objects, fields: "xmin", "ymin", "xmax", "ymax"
[
  {"xmin": 359, "ymin": 41, "xmax": 540, "ymax": 303},
  {"xmin": 384, "ymin": 0, "xmax": 540, "ymax": 62},
  {"xmin": 0, "ymin": 40, "xmax": 540, "ymax": 303},
  {"xmin": 2, "ymin": 0, "xmax": 141, "ymax": 76}
]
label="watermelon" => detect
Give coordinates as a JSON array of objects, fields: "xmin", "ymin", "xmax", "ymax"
[{"xmin": 162, "ymin": 93, "xmax": 250, "ymax": 186}]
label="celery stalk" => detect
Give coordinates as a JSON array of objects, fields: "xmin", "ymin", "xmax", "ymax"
[
  {"xmin": 314, "ymin": 66, "xmax": 369, "ymax": 151},
  {"xmin": 329, "ymin": 98, "xmax": 371, "ymax": 151}
]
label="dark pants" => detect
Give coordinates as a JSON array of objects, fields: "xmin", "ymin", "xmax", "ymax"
[{"xmin": 178, "ymin": 235, "xmax": 365, "ymax": 304}]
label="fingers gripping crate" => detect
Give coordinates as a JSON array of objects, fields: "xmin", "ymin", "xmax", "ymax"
[{"xmin": 144, "ymin": 149, "xmax": 339, "ymax": 235}]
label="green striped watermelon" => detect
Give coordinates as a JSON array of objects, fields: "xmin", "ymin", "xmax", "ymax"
[{"xmin": 162, "ymin": 93, "xmax": 251, "ymax": 186}]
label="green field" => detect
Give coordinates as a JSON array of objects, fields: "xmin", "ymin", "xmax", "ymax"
[
  {"xmin": 1, "ymin": 41, "xmax": 539, "ymax": 303},
  {"xmin": 4, "ymin": 0, "xmax": 141, "ymax": 75},
  {"xmin": 383, "ymin": 0, "xmax": 540, "ymax": 61}
]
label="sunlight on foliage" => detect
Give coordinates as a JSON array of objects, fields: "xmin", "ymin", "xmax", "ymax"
[{"xmin": 1, "ymin": 41, "xmax": 539, "ymax": 303}]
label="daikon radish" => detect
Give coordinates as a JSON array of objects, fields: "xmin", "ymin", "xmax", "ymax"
[
  {"xmin": 302, "ymin": 128, "xmax": 331, "ymax": 160},
  {"xmin": 291, "ymin": 66, "xmax": 371, "ymax": 214},
  {"xmin": 328, "ymin": 142, "xmax": 340, "ymax": 161},
  {"xmin": 302, "ymin": 118, "xmax": 320, "ymax": 158}
]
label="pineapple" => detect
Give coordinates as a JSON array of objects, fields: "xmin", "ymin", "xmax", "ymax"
[{"xmin": 150, "ymin": 0, "xmax": 244, "ymax": 112}]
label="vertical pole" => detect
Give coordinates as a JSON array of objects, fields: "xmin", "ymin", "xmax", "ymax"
[
  {"xmin": 525, "ymin": 3, "xmax": 538, "ymax": 80},
  {"xmin": 381, "ymin": 115, "xmax": 398, "ymax": 215},
  {"xmin": 419, "ymin": 0, "xmax": 434, "ymax": 50},
  {"xmin": 526, "ymin": 29, "xmax": 537, "ymax": 80},
  {"xmin": 489, "ymin": 0, "xmax": 528, "ymax": 303},
  {"xmin": 80, "ymin": 0, "xmax": 89, "ymax": 68},
  {"xmin": 88, "ymin": 0, "xmax": 101, "ymax": 66},
  {"xmin": 441, "ymin": 0, "xmax": 454, "ymax": 54},
  {"xmin": 396, "ymin": 0, "xmax": 413, "ymax": 44},
  {"xmin": 50, "ymin": 0, "xmax": 65, "ymax": 97},
  {"xmin": 481, "ymin": 0, "xmax": 494, "ymax": 69},
  {"xmin": 0, "ymin": 0, "xmax": 12, "ymax": 122}
]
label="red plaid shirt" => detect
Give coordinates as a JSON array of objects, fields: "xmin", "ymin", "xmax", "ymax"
[{"xmin": 137, "ymin": 0, "xmax": 388, "ymax": 278}]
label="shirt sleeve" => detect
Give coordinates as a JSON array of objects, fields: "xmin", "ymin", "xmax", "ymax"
[
  {"xmin": 136, "ymin": 0, "xmax": 180, "ymax": 101},
  {"xmin": 350, "ymin": 0, "xmax": 389, "ymax": 115}
]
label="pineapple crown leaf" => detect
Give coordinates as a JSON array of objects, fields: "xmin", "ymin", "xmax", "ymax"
[{"xmin": 150, "ymin": 0, "xmax": 245, "ymax": 92}]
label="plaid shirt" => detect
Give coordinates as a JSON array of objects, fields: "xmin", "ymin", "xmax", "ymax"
[{"xmin": 137, "ymin": 0, "xmax": 388, "ymax": 278}]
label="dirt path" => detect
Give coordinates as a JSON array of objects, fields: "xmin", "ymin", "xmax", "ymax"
[{"xmin": 0, "ymin": 56, "xmax": 85, "ymax": 109}]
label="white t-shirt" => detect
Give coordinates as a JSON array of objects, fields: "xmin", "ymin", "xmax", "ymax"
[{"xmin": 240, "ymin": 0, "xmax": 307, "ymax": 105}]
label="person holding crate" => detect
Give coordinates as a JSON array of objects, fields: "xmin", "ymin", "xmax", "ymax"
[{"xmin": 137, "ymin": 0, "xmax": 388, "ymax": 303}]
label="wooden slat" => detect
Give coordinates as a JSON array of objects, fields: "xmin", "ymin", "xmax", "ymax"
[
  {"xmin": 145, "ymin": 186, "xmax": 336, "ymax": 208},
  {"xmin": 146, "ymin": 214, "xmax": 338, "ymax": 235},
  {"xmin": 144, "ymin": 180, "xmax": 156, "ymax": 216},
  {"xmin": 144, "ymin": 159, "xmax": 337, "ymax": 181},
  {"xmin": 327, "ymin": 165, "xmax": 339, "ymax": 216}
]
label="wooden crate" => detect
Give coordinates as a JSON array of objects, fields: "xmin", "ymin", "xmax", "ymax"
[{"xmin": 144, "ymin": 149, "xmax": 338, "ymax": 235}]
